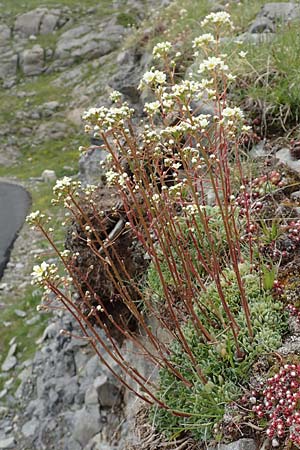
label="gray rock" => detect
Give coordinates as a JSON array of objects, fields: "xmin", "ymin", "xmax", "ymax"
[
  {"xmin": 14, "ymin": 309, "xmax": 26, "ymax": 318},
  {"xmin": 21, "ymin": 417, "xmax": 39, "ymax": 438},
  {"xmin": 72, "ymin": 406, "xmax": 101, "ymax": 447},
  {"xmin": 0, "ymin": 25, "xmax": 10, "ymax": 43},
  {"xmin": 0, "ymin": 51, "xmax": 18, "ymax": 81},
  {"xmin": 291, "ymin": 190, "xmax": 300, "ymax": 202},
  {"xmin": 35, "ymin": 122, "xmax": 68, "ymax": 142},
  {"xmin": 249, "ymin": 16, "xmax": 275, "ymax": 33},
  {"xmin": 21, "ymin": 45, "xmax": 45, "ymax": 76},
  {"xmin": 235, "ymin": 32, "xmax": 275, "ymax": 44},
  {"xmin": 0, "ymin": 437, "xmax": 15, "ymax": 449},
  {"xmin": 249, "ymin": 142, "xmax": 267, "ymax": 159},
  {"xmin": 79, "ymin": 147, "xmax": 107, "ymax": 185},
  {"xmin": 95, "ymin": 375, "xmax": 122, "ymax": 408},
  {"xmin": 0, "ymin": 406, "xmax": 8, "ymax": 418},
  {"xmin": 111, "ymin": 48, "xmax": 149, "ymax": 104},
  {"xmin": 41, "ymin": 169, "xmax": 57, "ymax": 183},
  {"xmin": 41, "ymin": 101, "xmax": 60, "ymax": 112},
  {"xmin": 276, "ymin": 147, "xmax": 300, "ymax": 173},
  {"xmin": 259, "ymin": 2, "xmax": 300, "ymax": 22},
  {"xmin": 14, "ymin": 8, "xmax": 46, "ymax": 37},
  {"xmin": 0, "ymin": 389, "xmax": 7, "ymax": 399},
  {"xmin": 54, "ymin": 23, "xmax": 125, "ymax": 65},
  {"xmin": 7, "ymin": 343, "xmax": 17, "ymax": 357},
  {"xmin": 210, "ymin": 438, "xmax": 256, "ymax": 450},
  {"xmin": 40, "ymin": 12, "xmax": 60, "ymax": 35},
  {"xmin": 1, "ymin": 355, "xmax": 17, "ymax": 372}
]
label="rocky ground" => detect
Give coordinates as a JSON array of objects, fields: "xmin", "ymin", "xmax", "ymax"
[{"xmin": 1, "ymin": 1, "xmax": 300, "ymax": 449}]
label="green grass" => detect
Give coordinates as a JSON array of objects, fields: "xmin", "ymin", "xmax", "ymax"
[
  {"xmin": 0, "ymin": 285, "xmax": 50, "ymax": 391},
  {"xmin": 0, "ymin": 0, "xmax": 113, "ymax": 16},
  {"xmin": 221, "ymin": 21, "xmax": 300, "ymax": 132},
  {"xmin": 0, "ymin": 134, "xmax": 86, "ymax": 180}
]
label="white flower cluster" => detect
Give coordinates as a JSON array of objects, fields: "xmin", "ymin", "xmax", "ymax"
[
  {"xmin": 82, "ymin": 104, "xmax": 134, "ymax": 132},
  {"xmin": 201, "ymin": 11, "xmax": 233, "ymax": 28},
  {"xmin": 152, "ymin": 41, "xmax": 172, "ymax": 59},
  {"xmin": 182, "ymin": 203, "xmax": 199, "ymax": 216},
  {"xmin": 198, "ymin": 56, "xmax": 229, "ymax": 74},
  {"xmin": 142, "ymin": 129, "xmax": 161, "ymax": 144},
  {"xmin": 31, "ymin": 261, "xmax": 58, "ymax": 285},
  {"xmin": 53, "ymin": 177, "xmax": 81, "ymax": 200},
  {"xmin": 139, "ymin": 69, "xmax": 166, "ymax": 88},
  {"xmin": 109, "ymin": 90, "xmax": 122, "ymax": 103},
  {"xmin": 171, "ymin": 79, "xmax": 203, "ymax": 98},
  {"xmin": 161, "ymin": 114, "xmax": 211, "ymax": 138},
  {"xmin": 144, "ymin": 101, "xmax": 161, "ymax": 115},
  {"xmin": 26, "ymin": 210, "xmax": 46, "ymax": 225},
  {"xmin": 105, "ymin": 169, "xmax": 119, "ymax": 185},
  {"xmin": 192, "ymin": 33, "xmax": 216, "ymax": 49},
  {"xmin": 220, "ymin": 106, "xmax": 244, "ymax": 126}
]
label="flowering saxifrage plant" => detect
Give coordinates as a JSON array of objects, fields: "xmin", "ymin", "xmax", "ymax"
[{"xmin": 27, "ymin": 11, "xmax": 288, "ymax": 441}]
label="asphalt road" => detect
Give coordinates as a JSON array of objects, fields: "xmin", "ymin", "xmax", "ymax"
[{"xmin": 0, "ymin": 182, "xmax": 31, "ymax": 278}]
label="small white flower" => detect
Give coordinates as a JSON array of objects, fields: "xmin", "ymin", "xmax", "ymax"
[
  {"xmin": 239, "ymin": 51, "xmax": 248, "ymax": 58},
  {"xmin": 201, "ymin": 11, "xmax": 233, "ymax": 28},
  {"xmin": 139, "ymin": 69, "xmax": 166, "ymax": 88},
  {"xmin": 192, "ymin": 33, "xmax": 216, "ymax": 48},
  {"xmin": 152, "ymin": 41, "xmax": 172, "ymax": 59},
  {"xmin": 144, "ymin": 101, "xmax": 161, "ymax": 115},
  {"xmin": 109, "ymin": 90, "xmax": 122, "ymax": 102},
  {"xmin": 198, "ymin": 57, "xmax": 229, "ymax": 74}
]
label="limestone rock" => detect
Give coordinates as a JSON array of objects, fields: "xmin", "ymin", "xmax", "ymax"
[
  {"xmin": 21, "ymin": 45, "xmax": 45, "ymax": 76},
  {"xmin": 40, "ymin": 11, "xmax": 61, "ymax": 35},
  {"xmin": 1, "ymin": 355, "xmax": 17, "ymax": 372},
  {"xmin": 259, "ymin": 2, "xmax": 300, "ymax": 22},
  {"xmin": 79, "ymin": 147, "xmax": 107, "ymax": 185},
  {"xmin": 21, "ymin": 417, "xmax": 39, "ymax": 438},
  {"xmin": 72, "ymin": 406, "xmax": 102, "ymax": 447},
  {"xmin": 54, "ymin": 23, "xmax": 126, "ymax": 66},
  {"xmin": 291, "ymin": 190, "xmax": 300, "ymax": 202},
  {"xmin": 249, "ymin": 16, "xmax": 275, "ymax": 33},
  {"xmin": 209, "ymin": 439, "xmax": 256, "ymax": 450},
  {"xmin": 14, "ymin": 309, "xmax": 27, "ymax": 318},
  {"xmin": 0, "ymin": 51, "xmax": 18, "ymax": 81},
  {"xmin": 14, "ymin": 8, "xmax": 46, "ymax": 37},
  {"xmin": 0, "ymin": 437, "xmax": 16, "ymax": 449},
  {"xmin": 95, "ymin": 375, "xmax": 122, "ymax": 408},
  {"xmin": 41, "ymin": 169, "xmax": 57, "ymax": 183},
  {"xmin": 276, "ymin": 147, "xmax": 300, "ymax": 173},
  {"xmin": 0, "ymin": 24, "xmax": 11, "ymax": 43}
]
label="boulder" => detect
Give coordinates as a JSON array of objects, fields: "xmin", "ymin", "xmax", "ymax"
[
  {"xmin": 41, "ymin": 170, "xmax": 57, "ymax": 183},
  {"xmin": 1, "ymin": 355, "xmax": 17, "ymax": 372},
  {"xmin": 21, "ymin": 417, "xmax": 39, "ymax": 438},
  {"xmin": 0, "ymin": 24, "xmax": 11, "ymax": 43},
  {"xmin": 0, "ymin": 437, "xmax": 16, "ymax": 449},
  {"xmin": 54, "ymin": 23, "xmax": 126, "ymax": 66},
  {"xmin": 209, "ymin": 439, "xmax": 256, "ymax": 450},
  {"xmin": 0, "ymin": 51, "xmax": 18, "ymax": 80},
  {"xmin": 249, "ymin": 16, "xmax": 275, "ymax": 33},
  {"xmin": 276, "ymin": 147, "xmax": 300, "ymax": 174},
  {"xmin": 40, "ymin": 11, "xmax": 60, "ymax": 35},
  {"xmin": 259, "ymin": 2, "xmax": 300, "ymax": 22},
  {"xmin": 95, "ymin": 375, "xmax": 122, "ymax": 408},
  {"xmin": 79, "ymin": 146, "xmax": 107, "ymax": 185},
  {"xmin": 14, "ymin": 8, "xmax": 47, "ymax": 37},
  {"xmin": 21, "ymin": 45, "xmax": 45, "ymax": 76},
  {"xmin": 72, "ymin": 406, "xmax": 102, "ymax": 447}
]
